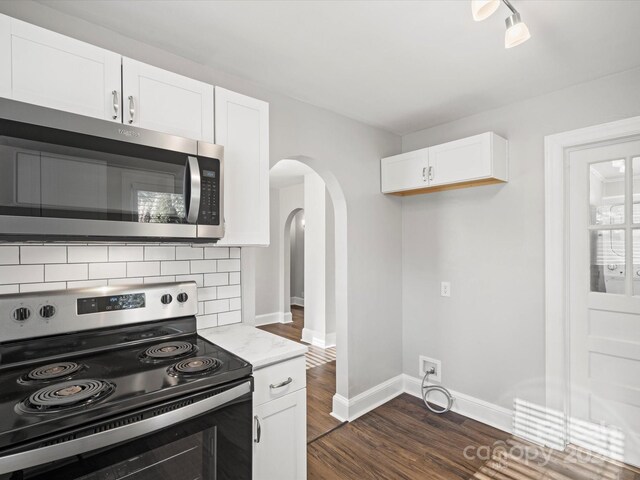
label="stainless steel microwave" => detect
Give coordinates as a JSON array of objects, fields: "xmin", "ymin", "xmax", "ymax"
[{"xmin": 0, "ymin": 98, "xmax": 224, "ymax": 242}]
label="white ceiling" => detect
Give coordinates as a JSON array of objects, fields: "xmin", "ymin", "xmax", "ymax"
[
  {"xmin": 269, "ymin": 160, "xmax": 312, "ymax": 189},
  {"xmin": 38, "ymin": 0, "xmax": 640, "ymax": 135}
]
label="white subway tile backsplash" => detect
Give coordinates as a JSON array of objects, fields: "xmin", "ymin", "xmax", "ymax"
[
  {"xmin": 68, "ymin": 246, "xmax": 108, "ymax": 263},
  {"xmin": 67, "ymin": 279, "xmax": 108, "ymax": 289},
  {"xmin": 127, "ymin": 262, "xmax": 160, "ymax": 277},
  {"xmin": 205, "ymin": 299, "xmax": 230, "ymax": 314},
  {"xmin": 109, "ymin": 246, "xmax": 144, "ymax": 262},
  {"xmin": 176, "ymin": 247, "xmax": 204, "ymax": 260},
  {"xmin": 204, "ymin": 247, "xmax": 229, "ymax": 259},
  {"xmin": 109, "ymin": 277, "xmax": 144, "ymax": 286},
  {"xmin": 0, "ymin": 284, "xmax": 19, "ymax": 294},
  {"xmin": 175, "ymin": 274, "xmax": 204, "ymax": 287},
  {"xmin": 160, "ymin": 261, "xmax": 189, "ymax": 275},
  {"xmin": 190, "ymin": 260, "xmax": 216, "ymax": 274},
  {"xmin": 145, "ymin": 246, "xmax": 175, "ymax": 261},
  {"xmin": 45, "ymin": 264, "xmax": 87, "ymax": 282},
  {"xmin": 143, "ymin": 276, "xmax": 176, "ymax": 284},
  {"xmin": 0, "ymin": 244, "xmax": 242, "ymax": 327},
  {"xmin": 20, "ymin": 282, "xmax": 66, "ymax": 293},
  {"xmin": 218, "ymin": 285, "xmax": 241, "ymax": 299},
  {"xmin": 229, "ymin": 297, "xmax": 242, "ymax": 311},
  {"xmin": 21, "ymin": 246, "xmax": 67, "ymax": 264},
  {"xmin": 197, "ymin": 314, "xmax": 218, "ymax": 329},
  {"xmin": 204, "ymin": 273, "xmax": 228, "ymax": 287},
  {"xmin": 218, "ymin": 310, "xmax": 242, "ymax": 326},
  {"xmin": 0, "ymin": 265, "xmax": 44, "ymax": 284},
  {"xmin": 89, "ymin": 262, "xmax": 127, "ymax": 279},
  {"xmin": 0, "ymin": 247, "xmax": 19, "ymax": 265},
  {"xmin": 197, "ymin": 286, "xmax": 217, "ymax": 301},
  {"xmin": 217, "ymin": 259, "xmax": 241, "ymax": 272}
]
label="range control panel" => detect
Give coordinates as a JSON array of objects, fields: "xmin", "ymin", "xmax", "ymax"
[{"xmin": 0, "ymin": 282, "xmax": 198, "ymax": 343}]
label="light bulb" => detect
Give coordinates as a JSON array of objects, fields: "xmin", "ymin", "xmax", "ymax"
[
  {"xmin": 504, "ymin": 12, "xmax": 531, "ymax": 48},
  {"xmin": 471, "ymin": 0, "xmax": 500, "ymax": 21}
]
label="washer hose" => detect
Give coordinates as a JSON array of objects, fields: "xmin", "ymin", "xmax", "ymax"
[{"xmin": 421, "ymin": 368, "xmax": 454, "ymax": 414}]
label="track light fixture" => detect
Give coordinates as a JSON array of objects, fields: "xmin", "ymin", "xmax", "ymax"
[{"xmin": 471, "ymin": 0, "xmax": 531, "ymax": 48}]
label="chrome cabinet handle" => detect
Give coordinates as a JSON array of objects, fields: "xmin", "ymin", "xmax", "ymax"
[
  {"xmin": 128, "ymin": 95, "xmax": 135, "ymax": 124},
  {"xmin": 428, "ymin": 166, "xmax": 434, "ymax": 181},
  {"xmin": 111, "ymin": 90, "xmax": 119, "ymax": 119},
  {"xmin": 254, "ymin": 415, "xmax": 261, "ymax": 443},
  {"xmin": 269, "ymin": 377, "xmax": 293, "ymax": 389},
  {"xmin": 422, "ymin": 167, "xmax": 427, "ymax": 182}
]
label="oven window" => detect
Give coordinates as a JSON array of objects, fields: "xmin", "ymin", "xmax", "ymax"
[{"xmin": 6, "ymin": 392, "xmax": 252, "ymax": 480}]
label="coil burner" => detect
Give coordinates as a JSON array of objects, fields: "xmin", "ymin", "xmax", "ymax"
[
  {"xmin": 139, "ymin": 341, "xmax": 197, "ymax": 362},
  {"xmin": 167, "ymin": 357, "xmax": 222, "ymax": 377},
  {"xmin": 18, "ymin": 362, "xmax": 85, "ymax": 385},
  {"xmin": 17, "ymin": 379, "xmax": 115, "ymax": 413}
]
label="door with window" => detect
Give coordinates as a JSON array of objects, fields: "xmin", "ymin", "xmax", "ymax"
[{"xmin": 569, "ymin": 139, "xmax": 640, "ymax": 467}]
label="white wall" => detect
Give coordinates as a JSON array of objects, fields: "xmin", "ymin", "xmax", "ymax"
[
  {"xmin": 254, "ymin": 188, "xmax": 281, "ymax": 318},
  {"xmin": 290, "ymin": 211, "xmax": 305, "ymax": 303},
  {"xmin": 0, "ymin": 2, "xmax": 404, "ymax": 400},
  {"xmin": 401, "ymin": 66, "xmax": 640, "ymax": 409}
]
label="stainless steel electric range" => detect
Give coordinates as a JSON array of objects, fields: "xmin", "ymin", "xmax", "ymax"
[{"xmin": 0, "ymin": 281, "xmax": 253, "ymax": 480}]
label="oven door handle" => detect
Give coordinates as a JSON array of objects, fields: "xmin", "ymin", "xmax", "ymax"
[
  {"xmin": 0, "ymin": 381, "xmax": 251, "ymax": 475},
  {"xmin": 185, "ymin": 156, "xmax": 201, "ymax": 224}
]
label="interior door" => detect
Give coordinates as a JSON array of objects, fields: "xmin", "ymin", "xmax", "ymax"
[
  {"xmin": 569, "ymin": 139, "xmax": 640, "ymax": 467},
  {"xmin": 122, "ymin": 57, "xmax": 214, "ymax": 142},
  {"xmin": 2, "ymin": 16, "xmax": 121, "ymax": 121}
]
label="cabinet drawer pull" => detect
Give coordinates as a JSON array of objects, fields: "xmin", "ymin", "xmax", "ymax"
[
  {"xmin": 269, "ymin": 377, "xmax": 293, "ymax": 389},
  {"xmin": 254, "ymin": 415, "xmax": 261, "ymax": 443},
  {"xmin": 111, "ymin": 90, "xmax": 119, "ymax": 119},
  {"xmin": 128, "ymin": 95, "xmax": 135, "ymax": 124}
]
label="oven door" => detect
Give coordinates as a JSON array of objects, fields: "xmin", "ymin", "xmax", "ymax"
[{"xmin": 0, "ymin": 380, "xmax": 252, "ymax": 480}]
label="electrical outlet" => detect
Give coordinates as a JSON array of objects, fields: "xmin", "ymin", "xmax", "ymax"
[
  {"xmin": 440, "ymin": 281, "xmax": 451, "ymax": 297},
  {"xmin": 418, "ymin": 355, "xmax": 442, "ymax": 382}
]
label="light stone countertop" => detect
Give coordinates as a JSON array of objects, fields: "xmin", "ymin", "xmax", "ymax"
[{"xmin": 198, "ymin": 323, "xmax": 307, "ymax": 370}]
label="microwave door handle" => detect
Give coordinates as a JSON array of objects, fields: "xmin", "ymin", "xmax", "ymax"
[
  {"xmin": 0, "ymin": 381, "xmax": 251, "ymax": 475},
  {"xmin": 185, "ymin": 156, "xmax": 201, "ymax": 224}
]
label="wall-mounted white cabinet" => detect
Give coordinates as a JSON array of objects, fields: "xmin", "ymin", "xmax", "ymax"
[
  {"xmin": 381, "ymin": 132, "xmax": 508, "ymax": 196},
  {"xmin": 0, "ymin": 14, "xmax": 122, "ymax": 122},
  {"xmin": 122, "ymin": 57, "xmax": 214, "ymax": 142},
  {"xmin": 215, "ymin": 87, "xmax": 270, "ymax": 246},
  {"xmin": 253, "ymin": 356, "xmax": 306, "ymax": 480}
]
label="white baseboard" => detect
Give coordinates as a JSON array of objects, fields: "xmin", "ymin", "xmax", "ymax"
[
  {"xmin": 290, "ymin": 296, "xmax": 305, "ymax": 307},
  {"xmin": 254, "ymin": 311, "xmax": 293, "ymax": 326},
  {"xmin": 330, "ymin": 375, "xmax": 404, "ymax": 422},
  {"xmin": 301, "ymin": 328, "xmax": 336, "ymax": 348},
  {"xmin": 402, "ymin": 374, "xmax": 513, "ymax": 434}
]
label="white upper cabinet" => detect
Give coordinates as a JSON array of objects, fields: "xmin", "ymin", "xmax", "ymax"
[
  {"xmin": 0, "ymin": 15, "xmax": 121, "ymax": 122},
  {"xmin": 215, "ymin": 87, "xmax": 270, "ymax": 246},
  {"xmin": 122, "ymin": 57, "xmax": 214, "ymax": 142},
  {"xmin": 380, "ymin": 148, "xmax": 429, "ymax": 194},
  {"xmin": 381, "ymin": 132, "xmax": 508, "ymax": 196}
]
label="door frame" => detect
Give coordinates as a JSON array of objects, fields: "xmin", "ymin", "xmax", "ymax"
[{"xmin": 544, "ymin": 114, "xmax": 640, "ymax": 449}]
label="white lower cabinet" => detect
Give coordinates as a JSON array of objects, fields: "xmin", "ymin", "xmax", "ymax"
[{"xmin": 252, "ymin": 356, "xmax": 307, "ymax": 480}]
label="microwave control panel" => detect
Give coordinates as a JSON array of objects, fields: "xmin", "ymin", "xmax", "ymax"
[{"xmin": 198, "ymin": 157, "xmax": 220, "ymax": 225}]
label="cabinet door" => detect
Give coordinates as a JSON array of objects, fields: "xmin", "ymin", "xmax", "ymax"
[
  {"xmin": 381, "ymin": 148, "xmax": 429, "ymax": 193},
  {"xmin": 4, "ymin": 16, "xmax": 121, "ymax": 121},
  {"xmin": 122, "ymin": 57, "xmax": 214, "ymax": 141},
  {"xmin": 215, "ymin": 87, "xmax": 269, "ymax": 246},
  {"xmin": 253, "ymin": 389, "xmax": 306, "ymax": 480},
  {"xmin": 428, "ymin": 132, "xmax": 493, "ymax": 186}
]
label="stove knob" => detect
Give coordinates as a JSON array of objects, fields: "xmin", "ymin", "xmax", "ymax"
[
  {"xmin": 161, "ymin": 294, "xmax": 173, "ymax": 305},
  {"xmin": 12, "ymin": 307, "xmax": 31, "ymax": 322},
  {"xmin": 39, "ymin": 305, "xmax": 56, "ymax": 319},
  {"xmin": 177, "ymin": 292, "xmax": 189, "ymax": 303}
]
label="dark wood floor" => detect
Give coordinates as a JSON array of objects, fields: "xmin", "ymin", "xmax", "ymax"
[
  {"xmin": 257, "ymin": 306, "xmax": 344, "ymax": 443},
  {"xmin": 260, "ymin": 308, "xmax": 640, "ymax": 479}
]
